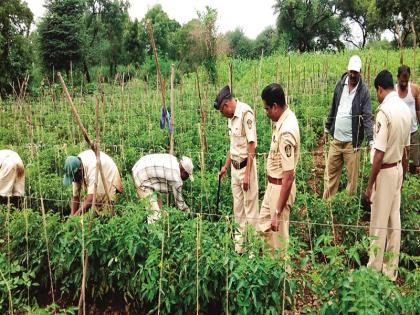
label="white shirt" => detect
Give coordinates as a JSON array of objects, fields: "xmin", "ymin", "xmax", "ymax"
[
  {"xmin": 73, "ymin": 150, "xmax": 121, "ymax": 202},
  {"xmin": 396, "ymin": 83, "xmax": 417, "ymax": 133},
  {"xmin": 334, "ymin": 77, "xmax": 358, "ymax": 142},
  {"xmin": 132, "ymin": 154, "xmax": 188, "ymax": 211}
]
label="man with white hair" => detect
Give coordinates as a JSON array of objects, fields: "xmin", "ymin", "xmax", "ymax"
[
  {"xmin": 0, "ymin": 149, "xmax": 25, "ymax": 208},
  {"xmin": 132, "ymin": 154, "xmax": 194, "ymax": 223},
  {"xmin": 323, "ymin": 55, "xmax": 373, "ymax": 199}
]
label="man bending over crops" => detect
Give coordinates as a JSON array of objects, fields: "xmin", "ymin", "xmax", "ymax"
[
  {"xmin": 365, "ymin": 70, "xmax": 411, "ymax": 281},
  {"xmin": 258, "ymin": 83, "xmax": 300, "ymax": 253},
  {"xmin": 323, "ymin": 55, "xmax": 373, "ymax": 199},
  {"xmin": 0, "ymin": 149, "xmax": 25, "ymax": 208},
  {"xmin": 396, "ymin": 65, "xmax": 420, "ymax": 174},
  {"xmin": 132, "ymin": 154, "xmax": 193, "ymax": 224},
  {"xmin": 63, "ymin": 150, "xmax": 123, "ymax": 215},
  {"xmin": 214, "ymin": 85, "xmax": 259, "ymax": 253}
]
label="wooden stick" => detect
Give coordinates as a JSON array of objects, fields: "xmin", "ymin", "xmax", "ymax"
[
  {"xmin": 170, "ymin": 64, "xmax": 175, "ymax": 155},
  {"xmin": 228, "ymin": 63, "xmax": 233, "ymax": 94},
  {"xmin": 412, "ymin": 22, "xmax": 417, "ymax": 81},
  {"xmin": 57, "ymin": 72, "xmax": 113, "ymax": 207},
  {"xmin": 146, "ymin": 19, "xmax": 166, "ymax": 109}
]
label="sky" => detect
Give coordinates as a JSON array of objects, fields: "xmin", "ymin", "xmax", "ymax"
[{"xmin": 25, "ymin": 0, "xmax": 278, "ymax": 39}]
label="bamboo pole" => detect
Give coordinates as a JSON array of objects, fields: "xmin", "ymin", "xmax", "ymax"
[
  {"xmin": 170, "ymin": 64, "xmax": 175, "ymax": 155},
  {"xmin": 412, "ymin": 22, "xmax": 417, "ymax": 81},
  {"xmin": 146, "ymin": 19, "xmax": 166, "ymax": 108},
  {"xmin": 228, "ymin": 63, "xmax": 233, "ymax": 94}
]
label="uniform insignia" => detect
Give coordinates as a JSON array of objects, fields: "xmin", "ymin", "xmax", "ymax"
[
  {"xmin": 376, "ymin": 122, "xmax": 381, "ymax": 133},
  {"xmin": 285, "ymin": 144, "xmax": 292, "ymax": 157},
  {"xmin": 247, "ymin": 119, "xmax": 253, "ymax": 130}
]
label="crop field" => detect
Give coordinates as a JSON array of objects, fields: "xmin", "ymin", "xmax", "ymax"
[{"xmin": 0, "ymin": 50, "xmax": 419, "ymax": 314}]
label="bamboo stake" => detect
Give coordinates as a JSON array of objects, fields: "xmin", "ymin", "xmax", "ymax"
[
  {"xmin": 412, "ymin": 22, "xmax": 417, "ymax": 81},
  {"xmin": 170, "ymin": 64, "xmax": 175, "ymax": 155},
  {"xmin": 77, "ymin": 97, "xmax": 101, "ymax": 315},
  {"xmin": 146, "ymin": 19, "xmax": 166, "ymax": 107},
  {"xmin": 228, "ymin": 63, "xmax": 233, "ymax": 94}
]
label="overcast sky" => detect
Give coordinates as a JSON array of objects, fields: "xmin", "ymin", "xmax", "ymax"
[{"xmin": 25, "ymin": 0, "xmax": 277, "ymax": 39}]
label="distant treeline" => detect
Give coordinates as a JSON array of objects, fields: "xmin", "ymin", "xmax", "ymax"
[{"xmin": 0, "ymin": 0, "xmax": 419, "ymax": 98}]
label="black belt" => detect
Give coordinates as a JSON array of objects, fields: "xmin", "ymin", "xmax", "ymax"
[{"xmin": 232, "ymin": 158, "xmax": 247, "ymax": 170}]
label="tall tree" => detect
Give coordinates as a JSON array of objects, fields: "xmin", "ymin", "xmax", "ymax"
[
  {"xmin": 0, "ymin": 0, "xmax": 33, "ymax": 97},
  {"xmin": 274, "ymin": 0, "xmax": 344, "ymax": 52},
  {"xmin": 374, "ymin": 0, "xmax": 420, "ymax": 46},
  {"xmin": 38, "ymin": 0, "xmax": 86, "ymax": 76},
  {"xmin": 140, "ymin": 4, "xmax": 181, "ymax": 60},
  {"xmin": 336, "ymin": 0, "xmax": 379, "ymax": 48},
  {"xmin": 225, "ymin": 28, "xmax": 254, "ymax": 59},
  {"xmin": 253, "ymin": 27, "xmax": 279, "ymax": 57},
  {"xmin": 124, "ymin": 19, "xmax": 144, "ymax": 67},
  {"xmin": 197, "ymin": 6, "xmax": 218, "ymax": 83}
]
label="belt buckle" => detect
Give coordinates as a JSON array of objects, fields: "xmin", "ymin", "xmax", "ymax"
[{"xmin": 232, "ymin": 160, "xmax": 239, "ymax": 169}]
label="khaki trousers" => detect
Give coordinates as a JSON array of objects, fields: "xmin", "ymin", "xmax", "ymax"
[
  {"xmin": 367, "ymin": 164, "xmax": 403, "ymax": 281},
  {"xmin": 409, "ymin": 130, "xmax": 419, "ymax": 168},
  {"xmin": 258, "ymin": 181, "xmax": 296, "ymax": 253},
  {"xmin": 323, "ymin": 139, "xmax": 360, "ymax": 199},
  {"xmin": 231, "ymin": 159, "xmax": 259, "ymax": 253},
  {"xmin": 0, "ymin": 162, "xmax": 25, "ymax": 197}
]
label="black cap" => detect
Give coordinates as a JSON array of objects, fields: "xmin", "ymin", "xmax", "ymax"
[{"xmin": 214, "ymin": 85, "xmax": 231, "ymax": 110}]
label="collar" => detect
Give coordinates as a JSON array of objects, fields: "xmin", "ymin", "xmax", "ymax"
[
  {"xmin": 275, "ymin": 107, "xmax": 290, "ymax": 130},
  {"xmin": 232, "ymin": 99, "xmax": 241, "ymax": 118},
  {"xmin": 380, "ymin": 90, "xmax": 398, "ymax": 107}
]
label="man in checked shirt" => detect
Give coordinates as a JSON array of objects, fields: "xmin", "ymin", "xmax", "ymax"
[{"xmin": 132, "ymin": 154, "xmax": 194, "ymax": 223}]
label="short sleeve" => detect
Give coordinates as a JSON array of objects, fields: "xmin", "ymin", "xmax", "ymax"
[
  {"xmin": 244, "ymin": 111, "xmax": 257, "ymax": 144},
  {"xmin": 72, "ymin": 182, "xmax": 82, "ymax": 197},
  {"xmin": 279, "ymin": 132, "xmax": 297, "ymax": 171},
  {"xmin": 373, "ymin": 111, "xmax": 389, "ymax": 153},
  {"xmin": 86, "ymin": 167, "xmax": 97, "ymax": 195}
]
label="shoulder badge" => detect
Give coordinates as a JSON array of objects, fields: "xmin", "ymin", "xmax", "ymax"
[
  {"xmin": 285, "ymin": 144, "xmax": 292, "ymax": 157},
  {"xmin": 376, "ymin": 121, "xmax": 381, "ymax": 133},
  {"xmin": 247, "ymin": 119, "xmax": 253, "ymax": 130}
]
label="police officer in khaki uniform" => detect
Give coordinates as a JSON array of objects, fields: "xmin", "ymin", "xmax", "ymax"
[
  {"xmin": 214, "ymin": 85, "xmax": 259, "ymax": 253},
  {"xmin": 258, "ymin": 83, "xmax": 300, "ymax": 252},
  {"xmin": 365, "ymin": 70, "xmax": 411, "ymax": 281}
]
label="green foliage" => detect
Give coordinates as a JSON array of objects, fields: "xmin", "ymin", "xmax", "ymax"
[
  {"xmin": 225, "ymin": 28, "xmax": 255, "ymax": 59},
  {"xmin": 140, "ymin": 4, "xmax": 181, "ymax": 60},
  {"xmin": 0, "ymin": 0, "xmax": 33, "ymax": 98},
  {"xmin": 197, "ymin": 6, "xmax": 218, "ymax": 84},
  {"xmin": 375, "ymin": 0, "xmax": 420, "ymax": 46},
  {"xmin": 0, "ymin": 49, "xmax": 419, "ymax": 313},
  {"xmin": 274, "ymin": 0, "xmax": 345, "ymax": 52},
  {"xmin": 123, "ymin": 19, "xmax": 144, "ymax": 67},
  {"xmin": 38, "ymin": 0, "xmax": 86, "ymax": 75},
  {"xmin": 335, "ymin": 0, "xmax": 380, "ymax": 48}
]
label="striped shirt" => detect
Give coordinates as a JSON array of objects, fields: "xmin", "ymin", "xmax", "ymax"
[{"xmin": 132, "ymin": 154, "xmax": 188, "ymax": 211}]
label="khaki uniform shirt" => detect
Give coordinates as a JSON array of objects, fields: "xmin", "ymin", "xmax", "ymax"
[
  {"xmin": 228, "ymin": 100, "xmax": 257, "ymax": 162},
  {"xmin": 73, "ymin": 150, "xmax": 122, "ymax": 202},
  {"xmin": 374, "ymin": 91, "xmax": 411, "ymax": 164},
  {"xmin": 267, "ymin": 108, "xmax": 300, "ymax": 178}
]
